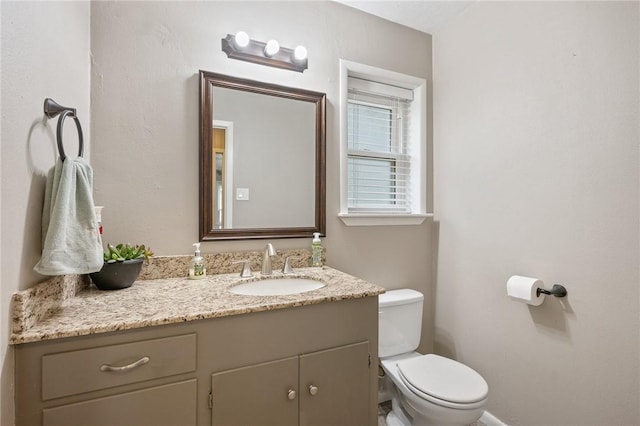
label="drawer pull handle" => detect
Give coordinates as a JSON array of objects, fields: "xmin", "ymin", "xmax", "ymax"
[
  {"xmin": 100, "ymin": 356, "xmax": 150, "ymax": 372},
  {"xmin": 309, "ymin": 385, "xmax": 319, "ymax": 396},
  {"xmin": 287, "ymin": 389, "xmax": 296, "ymax": 400}
]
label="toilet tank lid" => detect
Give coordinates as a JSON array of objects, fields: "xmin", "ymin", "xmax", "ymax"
[{"xmin": 379, "ymin": 289, "xmax": 424, "ymax": 307}]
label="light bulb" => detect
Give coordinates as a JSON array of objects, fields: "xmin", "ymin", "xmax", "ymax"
[
  {"xmin": 293, "ymin": 45, "xmax": 307, "ymax": 62},
  {"xmin": 264, "ymin": 39, "xmax": 280, "ymax": 57},
  {"xmin": 234, "ymin": 31, "xmax": 250, "ymax": 49}
]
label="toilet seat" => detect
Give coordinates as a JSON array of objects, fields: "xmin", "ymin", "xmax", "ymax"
[{"xmin": 397, "ymin": 354, "xmax": 488, "ymax": 410}]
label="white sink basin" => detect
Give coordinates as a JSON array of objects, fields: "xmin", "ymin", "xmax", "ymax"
[{"xmin": 229, "ymin": 278, "xmax": 326, "ymax": 296}]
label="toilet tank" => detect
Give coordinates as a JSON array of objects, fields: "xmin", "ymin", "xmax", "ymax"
[{"xmin": 378, "ymin": 289, "xmax": 424, "ymax": 358}]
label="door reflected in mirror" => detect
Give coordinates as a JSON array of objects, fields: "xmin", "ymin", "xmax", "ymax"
[
  {"xmin": 212, "ymin": 125, "xmax": 227, "ymax": 229},
  {"xmin": 199, "ymin": 71, "xmax": 326, "ymax": 240}
]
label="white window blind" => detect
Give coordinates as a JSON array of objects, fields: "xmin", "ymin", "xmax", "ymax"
[{"xmin": 347, "ymin": 77, "xmax": 413, "ymax": 213}]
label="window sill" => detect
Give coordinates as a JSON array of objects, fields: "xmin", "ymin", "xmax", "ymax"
[{"xmin": 338, "ymin": 213, "xmax": 432, "ymax": 227}]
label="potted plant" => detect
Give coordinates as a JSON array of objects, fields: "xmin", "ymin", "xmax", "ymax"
[{"xmin": 89, "ymin": 243, "xmax": 154, "ymax": 290}]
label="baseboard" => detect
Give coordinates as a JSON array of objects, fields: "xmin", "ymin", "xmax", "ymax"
[{"xmin": 480, "ymin": 411, "xmax": 508, "ymax": 426}]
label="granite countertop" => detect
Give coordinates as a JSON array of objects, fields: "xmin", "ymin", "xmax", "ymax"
[{"xmin": 11, "ymin": 266, "xmax": 385, "ymax": 345}]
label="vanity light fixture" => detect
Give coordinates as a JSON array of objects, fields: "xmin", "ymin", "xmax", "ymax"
[
  {"xmin": 264, "ymin": 39, "xmax": 280, "ymax": 57},
  {"xmin": 293, "ymin": 46, "xmax": 308, "ymax": 62},
  {"xmin": 221, "ymin": 33, "xmax": 308, "ymax": 73},
  {"xmin": 234, "ymin": 31, "xmax": 250, "ymax": 49}
]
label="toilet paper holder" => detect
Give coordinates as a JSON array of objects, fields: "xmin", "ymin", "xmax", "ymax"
[{"xmin": 536, "ymin": 284, "xmax": 568, "ymax": 298}]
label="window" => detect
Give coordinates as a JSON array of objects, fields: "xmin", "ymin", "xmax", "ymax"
[
  {"xmin": 339, "ymin": 60, "xmax": 429, "ymax": 226},
  {"xmin": 347, "ymin": 79, "xmax": 411, "ymax": 213}
]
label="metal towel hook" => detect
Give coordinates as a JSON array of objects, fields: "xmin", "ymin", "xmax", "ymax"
[{"xmin": 43, "ymin": 98, "xmax": 84, "ymax": 161}]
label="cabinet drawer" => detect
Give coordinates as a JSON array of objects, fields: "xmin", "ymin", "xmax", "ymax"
[
  {"xmin": 42, "ymin": 333, "xmax": 196, "ymax": 400},
  {"xmin": 43, "ymin": 378, "xmax": 197, "ymax": 426}
]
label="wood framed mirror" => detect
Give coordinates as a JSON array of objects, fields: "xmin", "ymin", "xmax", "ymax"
[{"xmin": 199, "ymin": 70, "xmax": 326, "ymax": 241}]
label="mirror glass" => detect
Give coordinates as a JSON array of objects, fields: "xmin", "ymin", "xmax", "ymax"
[{"xmin": 199, "ymin": 71, "xmax": 326, "ymax": 240}]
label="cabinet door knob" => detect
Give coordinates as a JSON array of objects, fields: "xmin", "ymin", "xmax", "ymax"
[
  {"xmin": 308, "ymin": 385, "xmax": 319, "ymax": 396},
  {"xmin": 287, "ymin": 389, "xmax": 297, "ymax": 400}
]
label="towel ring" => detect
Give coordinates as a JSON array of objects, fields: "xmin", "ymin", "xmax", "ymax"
[
  {"xmin": 55, "ymin": 110, "xmax": 84, "ymax": 161},
  {"xmin": 43, "ymin": 98, "xmax": 84, "ymax": 161}
]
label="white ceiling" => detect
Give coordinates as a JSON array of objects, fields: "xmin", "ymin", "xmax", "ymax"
[{"xmin": 335, "ymin": 1, "xmax": 474, "ymax": 35}]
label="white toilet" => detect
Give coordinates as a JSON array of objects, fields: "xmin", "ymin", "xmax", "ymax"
[{"xmin": 378, "ymin": 289, "xmax": 488, "ymax": 426}]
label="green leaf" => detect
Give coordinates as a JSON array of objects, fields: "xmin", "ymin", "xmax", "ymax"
[{"xmin": 102, "ymin": 242, "xmax": 154, "ymax": 262}]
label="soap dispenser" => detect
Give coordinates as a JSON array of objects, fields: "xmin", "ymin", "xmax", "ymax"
[
  {"xmin": 189, "ymin": 243, "xmax": 206, "ymax": 279},
  {"xmin": 311, "ymin": 232, "xmax": 323, "ymax": 267}
]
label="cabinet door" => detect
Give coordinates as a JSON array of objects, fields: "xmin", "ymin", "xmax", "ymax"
[
  {"xmin": 211, "ymin": 356, "xmax": 298, "ymax": 426},
  {"xmin": 42, "ymin": 379, "xmax": 196, "ymax": 426},
  {"xmin": 299, "ymin": 341, "xmax": 370, "ymax": 426}
]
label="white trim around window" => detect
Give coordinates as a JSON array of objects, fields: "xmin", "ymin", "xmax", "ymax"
[{"xmin": 338, "ymin": 59, "xmax": 430, "ymax": 226}]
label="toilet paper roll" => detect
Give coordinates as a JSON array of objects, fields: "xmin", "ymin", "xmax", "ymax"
[{"xmin": 506, "ymin": 275, "xmax": 545, "ymax": 306}]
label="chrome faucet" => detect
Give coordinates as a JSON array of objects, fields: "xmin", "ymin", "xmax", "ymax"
[{"xmin": 261, "ymin": 243, "xmax": 276, "ymax": 275}]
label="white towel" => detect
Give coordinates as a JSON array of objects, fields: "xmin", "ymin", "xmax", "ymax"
[{"xmin": 34, "ymin": 157, "xmax": 103, "ymax": 275}]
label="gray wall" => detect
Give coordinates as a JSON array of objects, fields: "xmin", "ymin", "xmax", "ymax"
[
  {"xmin": 433, "ymin": 2, "xmax": 639, "ymax": 425},
  {"xmin": 1, "ymin": 2, "xmax": 91, "ymax": 423}
]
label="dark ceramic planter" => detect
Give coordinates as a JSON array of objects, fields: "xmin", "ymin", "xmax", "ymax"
[{"xmin": 89, "ymin": 258, "xmax": 143, "ymax": 290}]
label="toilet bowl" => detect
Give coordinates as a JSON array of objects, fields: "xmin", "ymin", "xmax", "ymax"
[{"xmin": 378, "ymin": 289, "xmax": 488, "ymax": 426}]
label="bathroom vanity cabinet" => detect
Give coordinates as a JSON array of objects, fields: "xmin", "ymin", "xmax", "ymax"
[
  {"xmin": 14, "ymin": 296, "xmax": 378, "ymax": 426},
  {"xmin": 211, "ymin": 341, "xmax": 370, "ymax": 426}
]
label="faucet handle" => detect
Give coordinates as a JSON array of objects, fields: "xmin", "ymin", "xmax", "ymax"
[
  {"xmin": 232, "ymin": 260, "xmax": 253, "ymax": 278},
  {"xmin": 282, "ymin": 257, "xmax": 296, "ymax": 274}
]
